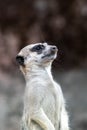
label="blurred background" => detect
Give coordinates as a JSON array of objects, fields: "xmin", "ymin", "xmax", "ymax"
[{"xmin": 0, "ymin": 0, "xmax": 87, "ymax": 130}]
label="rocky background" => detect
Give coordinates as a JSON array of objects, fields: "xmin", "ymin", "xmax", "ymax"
[{"xmin": 0, "ymin": 0, "xmax": 87, "ymax": 130}]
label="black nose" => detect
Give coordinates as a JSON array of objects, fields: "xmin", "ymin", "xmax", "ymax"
[
  {"xmin": 51, "ymin": 46, "xmax": 58, "ymax": 52},
  {"xmin": 16, "ymin": 55, "xmax": 24, "ymax": 65}
]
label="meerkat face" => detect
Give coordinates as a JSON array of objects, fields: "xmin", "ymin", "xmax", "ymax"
[{"xmin": 16, "ymin": 42, "xmax": 58, "ymax": 68}]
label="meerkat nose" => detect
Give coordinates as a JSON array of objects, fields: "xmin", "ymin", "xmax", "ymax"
[
  {"xmin": 16, "ymin": 55, "xmax": 24, "ymax": 65},
  {"xmin": 51, "ymin": 46, "xmax": 58, "ymax": 52}
]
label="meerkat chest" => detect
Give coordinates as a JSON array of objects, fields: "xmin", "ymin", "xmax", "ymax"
[
  {"xmin": 25, "ymin": 77, "xmax": 62, "ymax": 107},
  {"xmin": 23, "ymin": 77, "xmax": 63, "ymax": 127}
]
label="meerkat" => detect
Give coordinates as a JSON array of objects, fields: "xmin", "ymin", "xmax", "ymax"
[{"xmin": 16, "ymin": 42, "xmax": 69, "ymax": 130}]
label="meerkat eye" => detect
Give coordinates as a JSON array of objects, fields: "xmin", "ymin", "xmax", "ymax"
[
  {"xmin": 31, "ymin": 44, "xmax": 45, "ymax": 53},
  {"xmin": 36, "ymin": 45, "xmax": 45, "ymax": 50}
]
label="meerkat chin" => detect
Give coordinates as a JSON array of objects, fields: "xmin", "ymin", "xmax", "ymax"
[{"xmin": 16, "ymin": 42, "xmax": 69, "ymax": 130}]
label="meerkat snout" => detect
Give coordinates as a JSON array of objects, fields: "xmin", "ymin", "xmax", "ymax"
[
  {"xmin": 50, "ymin": 46, "xmax": 58, "ymax": 54},
  {"xmin": 51, "ymin": 46, "xmax": 57, "ymax": 51}
]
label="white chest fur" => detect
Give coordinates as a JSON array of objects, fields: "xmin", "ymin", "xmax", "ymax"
[{"xmin": 21, "ymin": 67, "xmax": 69, "ymax": 130}]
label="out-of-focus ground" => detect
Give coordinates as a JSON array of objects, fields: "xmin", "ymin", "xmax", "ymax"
[
  {"xmin": 54, "ymin": 69, "xmax": 87, "ymax": 130},
  {"xmin": 0, "ymin": 69, "xmax": 87, "ymax": 130},
  {"xmin": 0, "ymin": 0, "xmax": 87, "ymax": 130}
]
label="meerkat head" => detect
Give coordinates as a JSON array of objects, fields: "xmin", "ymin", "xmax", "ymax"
[{"xmin": 16, "ymin": 42, "xmax": 58, "ymax": 74}]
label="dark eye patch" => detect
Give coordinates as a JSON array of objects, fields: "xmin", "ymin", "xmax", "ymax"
[{"xmin": 31, "ymin": 44, "xmax": 45, "ymax": 54}]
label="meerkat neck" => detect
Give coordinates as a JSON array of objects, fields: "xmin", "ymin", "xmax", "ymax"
[
  {"xmin": 45, "ymin": 64, "xmax": 53, "ymax": 80},
  {"xmin": 23, "ymin": 63, "xmax": 53, "ymax": 81}
]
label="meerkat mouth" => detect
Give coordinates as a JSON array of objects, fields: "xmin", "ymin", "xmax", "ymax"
[{"xmin": 42, "ymin": 51, "xmax": 56, "ymax": 59}]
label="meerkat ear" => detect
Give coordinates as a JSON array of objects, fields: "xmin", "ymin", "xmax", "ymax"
[{"xmin": 16, "ymin": 55, "xmax": 24, "ymax": 66}]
